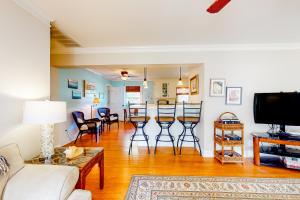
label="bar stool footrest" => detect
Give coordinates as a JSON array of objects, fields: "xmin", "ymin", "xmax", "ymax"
[{"xmin": 130, "ymin": 134, "xmax": 149, "ymax": 140}]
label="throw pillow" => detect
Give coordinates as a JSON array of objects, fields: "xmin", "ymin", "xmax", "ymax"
[
  {"xmin": 0, "ymin": 156, "xmax": 9, "ymax": 176},
  {"xmin": 0, "ymin": 144, "xmax": 24, "ymax": 178},
  {"xmin": 0, "ymin": 155, "xmax": 9, "ymax": 198}
]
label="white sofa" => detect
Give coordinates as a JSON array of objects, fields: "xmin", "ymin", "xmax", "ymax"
[{"xmin": 0, "ymin": 144, "xmax": 91, "ymax": 200}]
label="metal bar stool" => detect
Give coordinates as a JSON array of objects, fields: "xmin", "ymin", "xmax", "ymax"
[
  {"xmin": 154, "ymin": 101, "xmax": 177, "ymax": 155},
  {"xmin": 177, "ymin": 101, "xmax": 203, "ymax": 155},
  {"xmin": 128, "ymin": 101, "xmax": 150, "ymax": 155}
]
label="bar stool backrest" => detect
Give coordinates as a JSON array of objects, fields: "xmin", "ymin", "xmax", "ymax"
[
  {"xmin": 157, "ymin": 100, "xmax": 176, "ymax": 122},
  {"xmin": 182, "ymin": 101, "xmax": 203, "ymax": 123},
  {"xmin": 157, "ymin": 99, "xmax": 169, "ymax": 105},
  {"xmin": 128, "ymin": 101, "xmax": 148, "ymax": 122}
]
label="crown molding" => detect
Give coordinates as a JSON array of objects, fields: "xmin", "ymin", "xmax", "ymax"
[
  {"xmin": 86, "ymin": 68, "xmax": 105, "ymax": 77},
  {"xmin": 13, "ymin": 0, "xmax": 51, "ymax": 26},
  {"xmin": 51, "ymin": 43, "xmax": 300, "ymax": 55}
]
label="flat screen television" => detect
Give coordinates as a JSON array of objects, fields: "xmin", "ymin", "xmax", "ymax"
[{"xmin": 253, "ymin": 92, "xmax": 300, "ymax": 132}]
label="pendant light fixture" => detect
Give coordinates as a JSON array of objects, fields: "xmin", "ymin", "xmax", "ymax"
[
  {"xmin": 177, "ymin": 66, "xmax": 183, "ymax": 86},
  {"xmin": 143, "ymin": 66, "xmax": 148, "ymax": 89}
]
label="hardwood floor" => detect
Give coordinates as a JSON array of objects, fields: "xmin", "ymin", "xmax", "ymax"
[{"xmin": 69, "ymin": 123, "xmax": 300, "ymax": 200}]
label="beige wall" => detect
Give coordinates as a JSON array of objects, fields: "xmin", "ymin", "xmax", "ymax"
[
  {"xmin": 0, "ymin": 0, "xmax": 50, "ymax": 159},
  {"xmin": 152, "ymin": 78, "xmax": 188, "ymax": 102}
]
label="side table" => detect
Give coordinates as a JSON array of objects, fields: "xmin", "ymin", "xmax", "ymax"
[
  {"xmin": 26, "ymin": 147, "xmax": 104, "ymax": 190},
  {"xmin": 214, "ymin": 121, "xmax": 244, "ymax": 165}
]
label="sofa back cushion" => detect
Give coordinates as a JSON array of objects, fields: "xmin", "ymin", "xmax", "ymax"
[{"xmin": 0, "ymin": 144, "xmax": 24, "ymax": 178}]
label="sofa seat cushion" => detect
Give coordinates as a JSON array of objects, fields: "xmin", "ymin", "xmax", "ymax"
[{"xmin": 3, "ymin": 164, "xmax": 79, "ymax": 200}]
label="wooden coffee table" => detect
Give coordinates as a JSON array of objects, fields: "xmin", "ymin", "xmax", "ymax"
[{"xmin": 26, "ymin": 147, "xmax": 104, "ymax": 189}]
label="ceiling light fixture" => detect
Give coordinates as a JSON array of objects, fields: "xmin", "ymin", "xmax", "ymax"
[
  {"xmin": 121, "ymin": 71, "xmax": 129, "ymax": 81},
  {"xmin": 178, "ymin": 66, "xmax": 183, "ymax": 86},
  {"xmin": 143, "ymin": 66, "xmax": 148, "ymax": 89},
  {"xmin": 121, "ymin": 76, "xmax": 128, "ymax": 81}
]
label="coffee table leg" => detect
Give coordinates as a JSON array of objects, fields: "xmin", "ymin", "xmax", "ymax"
[
  {"xmin": 76, "ymin": 173, "xmax": 86, "ymax": 189},
  {"xmin": 99, "ymin": 153, "xmax": 104, "ymax": 189}
]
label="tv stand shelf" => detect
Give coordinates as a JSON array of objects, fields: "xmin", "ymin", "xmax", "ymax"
[
  {"xmin": 260, "ymin": 146, "xmax": 300, "ymax": 158},
  {"xmin": 252, "ymin": 132, "xmax": 300, "ymax": 170}
]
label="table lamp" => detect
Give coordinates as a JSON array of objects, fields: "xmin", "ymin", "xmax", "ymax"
[
  {"xmin": 91, "ymin": 95, "xmax": 100, "ymax": 118},
  {"xmin": 23, "ymin": 100, "xmax": 66, "ymax": 159}
]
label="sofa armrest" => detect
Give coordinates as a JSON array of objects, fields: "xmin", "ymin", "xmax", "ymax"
[
  {"xmin": 67, "ymin": 190, "xmax": 92, "ymax": 200},
  {"xmin": 3, "ymin": 164, "xmax": 79, "ymax": 200}
]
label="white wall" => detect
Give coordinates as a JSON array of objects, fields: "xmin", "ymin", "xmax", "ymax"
[
  {"xmin": 51, "ymin": 49, "xmax": 300, "ymax": 157},
  {"xmin": 0, "ymin": 0, "xmax": 50, "ymax": 159},
  {"xmin": 203, "ymin": 50, "xmax": 300, "ymax": 157}
]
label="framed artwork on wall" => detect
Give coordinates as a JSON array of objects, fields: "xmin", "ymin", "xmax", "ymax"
[
  {"xmin": 176, "ymin": 87, "xmax": 189, "ymax": 95},
  {"xmin": 190, "ymin": 75, "xmax": 199, "ymax": 95},
  {"xmin": 84, "ymin": 80, "xmax": 96, "ymax": 97},
  {"xmin": 72, "ymin": 90, "xmax": 82, "ymax": 99},
  {"xmin": 210, "ymin": 79, "xmax": 225, "ymax": 97},
  {"xmin": 226, "ymin": 87, "xmax": 242, "ymax": 105},
  {"xmin": 162, "ymin": 83, "xmax": 168, "ymax": 97},
  {"xmin": 68, "ymin": 79, "xmax": 78, "ymax": 89}
]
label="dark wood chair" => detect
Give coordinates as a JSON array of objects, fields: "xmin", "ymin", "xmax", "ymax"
[
  {"xmin": 154, "ymin": 101, "xmax": 177, "ymax": 155},
  {"xmin": 176, "ymin": 101, "xmax": 203, "ymax": 155},
  {"xmin": 128, "ymin": 101, "xmax": 150, "ymax": 155},
  {"xmin": 72, "ymin": 111, "xmax": 101, "ymax": 143},
  {"xmin": 97, "ymin": 108, "xmax": 119, "ymax": 131}
]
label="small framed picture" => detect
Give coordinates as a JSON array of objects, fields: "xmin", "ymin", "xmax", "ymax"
[
  {"xmin": 190, "ymin": 75, "xmax": 199, "ymax": 95},
  {"xmin": 72, "ymin": 90, "xmax": 82, "ymax": 99},
  {"xmin": 210, "ymin": 79, "xmax": 225, "ymax": 97},
  {"xmin": 226, "ymin": 87, "xmax": 242, "ymax": 105},
  {"xmin": 162, "ymin": 83, "xmax": 168, "ymax": 97},
  {"xmin": 84, "ymin": 80, "xmax": 96, "ymax": 97},
  {"xmin": 68, "ymin": 79, "xmax": 78, "ymax": 89}
]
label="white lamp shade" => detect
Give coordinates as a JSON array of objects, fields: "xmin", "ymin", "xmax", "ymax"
[{"xmin": 23, "ymin": 101, "xmax": 66, "ymax": 124}]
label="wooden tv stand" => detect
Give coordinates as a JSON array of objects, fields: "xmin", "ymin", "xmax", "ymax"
[{"xmin": 252, "ymin": 133, "xmax": 300, "ymax": 169}]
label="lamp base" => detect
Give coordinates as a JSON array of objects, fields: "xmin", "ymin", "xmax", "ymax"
[{"xmin": 41, "ymin": 124, "xmax": 54, "ymax": 159}]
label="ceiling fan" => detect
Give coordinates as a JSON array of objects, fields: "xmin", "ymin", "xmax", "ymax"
[
  {"xmin": 207, "ymin": 0, "xmax": 231, "ymax": 14},
  {"xmin": 118, "ymin": 71, "xmax": 138, "ymax": 81}
]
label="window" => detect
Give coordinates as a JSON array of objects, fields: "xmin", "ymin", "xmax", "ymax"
[
  {"xmin": 176, "ymin": 87, "xmax": 189, "ymax": 103},
  {"xmin": 125, "ymin": 86, "xmax": 141, "ymax": 104}
]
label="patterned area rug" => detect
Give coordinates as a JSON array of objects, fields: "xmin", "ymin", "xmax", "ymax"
[{"xmin": 125, "ymin": 175, "xmax": 300, "ymax": 200}]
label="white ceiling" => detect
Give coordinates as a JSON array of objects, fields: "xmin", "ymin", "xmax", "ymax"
[
  {"xmin": 30, "ymin": 0, "xmax": 300, "ymax": 47},
  {"xmin": 87, "ymin": 64, "xmax": 201, "ymax": 81}
]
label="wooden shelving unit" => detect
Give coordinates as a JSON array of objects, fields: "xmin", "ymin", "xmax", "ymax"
[{"xmin": 214, "ymin": 121, "xmax": 244, "ymax": 165}]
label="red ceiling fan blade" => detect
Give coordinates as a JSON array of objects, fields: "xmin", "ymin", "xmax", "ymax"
[{"xmin": 207, "ymin": 0, "xmax": 231, "ymax": 14}]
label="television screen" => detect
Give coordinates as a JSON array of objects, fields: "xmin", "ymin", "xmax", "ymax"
[{"xmin": 254, "ymin": 92, "xmax": 300, "ymax": 126}]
